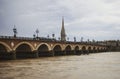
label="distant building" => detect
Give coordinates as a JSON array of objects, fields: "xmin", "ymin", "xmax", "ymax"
[
  {"xmin": 97, "ymin": 40, "xmax": 120, "ymax": 51},
  {"xmin": 106, "ymin": 40, "xmax": 120, "ymax": 51}
]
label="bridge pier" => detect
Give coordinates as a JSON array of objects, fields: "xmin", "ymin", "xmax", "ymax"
[
  {"xmin": 75, "ymin": 50, "xmax": 83, "ymax": 55},
  {"xmin": 50, "ymin": 50, "xmax": 54, "ymax": 56},
  {"xmin": 38, "ymin": 50, "xmax": 54, "ymax": 57},
  {"xmin": 75, "ymin": 50, "xmax": 78, "ymax": 55},
  {"xmin": 92, "ymin": 50, "xmax": 96, "ymax": 53},
  {"xmin": 0, "ymin": 51, "xmax": 16, "ymax": 60},
  {"xmin": 54, "ymin": 51, "xmax": 66, "ymax": 56},
  {"xmin": 97, "ymin": 50, "xmax": 100, "ymax": 53},
  {"xmin": 95, "ymin": 50, "xmax": 98, "ymax": 53},
  {"xmin": 82, "ymin": 50, "xmax": 89, "ymax": 55},
  {"xmin": 16, "ymin": 51, "xmax": 38, "ymax": 59},
  {"xmin": 61, "ymin": 51, "xmax": 67, "ymax": 55},
  {"xmin": 72, "ymin": 50, "xmax": 76, "ymax": 55},
  {"xmin": 104, "ymin": 49, "xmax": 107, "ymax": 52},
  {"xmin": 66, "ymin": 50, "xmax": 75, "ymax": 55},
  {"xmin": 88, "ymin": 50, "xmax": 93, "ymax": 53},
  {"xmin": 32, "ymin": 51, "xmax": 39, "ymax": 58},
  {"xmin": 11, "ymin": 51, "xmax": 16, "ymax": 60}
]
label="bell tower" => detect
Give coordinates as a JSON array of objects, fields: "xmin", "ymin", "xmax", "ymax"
[{"xmin": 61, "ymin": 17, "xmax": 66, "ymax": 41}]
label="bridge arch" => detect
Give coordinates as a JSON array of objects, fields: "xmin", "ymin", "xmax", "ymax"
[
  {"xmin": 65, "ymin": 45, "xmax": 72, "ymax": 50},
  {"xmin": 74, "ymin": 45, "xmax": 80, "ymax": 55},
  {"xmin": 101, "ymin": 48, "xmax": 104, "ymax": 52},
  {"xmin": 36, "ymin": 43, "xmax": 51, "ymax": 51},
  {"xmin": 37, "ymin": 43, "xmax": 52, "ymax": 57},
  {"xmin": 74, "ymin": 45, "xmax": 79, "ymax": 50},
  {"xmin": 14, "ymin": 42, "xmax": 35, "ymax": 51},
  {"xmin": 0, "ymin": 42, "xmax": 12, "ymax": 52},
  {"xmin": 81, "ymin": 46, "xmax": 88, "ymax": 54},
  {"xmin": 88, "ymin": 46, "xmax": 92, "ymax": 53},
  {"xmin": 65, "ymin": 45, "xmax": 74, "ymax": 55},
  {"xmin": 53, "ymin": 44, "xmax": 64, "ymax": 56},
  {"xmin": 81, "ymin": 46, "xmax": 86, "ymax": 50},
  {"xmin": 52, "ymin": 44, "xmax": 63, "ymax": 51},
  {"xmin": 96, "ymin": 47, "xmax": 100, "ymax": 52},
  {"xmin": 103, "ymin": 47, "xmax": 106, "ymax": 52},
  {"xmin": 74, "ymin": 45, "xmax": 80, "ymax": 50},
  {"xmin": 15, "ymin": 42, "xmax": 35, "ymax": 58},
  {"xmin": 93, "ymin": 47, "xmax": 97, "ymax": 53},
  {"xmin": 64, "ymin": 44, "xmax": 73, "ymax": 50},
  {"xmin": 100, "ymin": 47, "xmax": 104, "ymax": 52}
]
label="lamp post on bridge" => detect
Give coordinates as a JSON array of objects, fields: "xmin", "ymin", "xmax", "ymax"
[
  {"xmin": 87, "ymin": 39, "xmax": 90, "ymax": 43},
  {"xmin": 67, "ymin": 37, "xmax": 69, "ymax": 41},
  {"xmin": 74, "ymin": 37, "xmax": 76, "ymax": 42},
  {"xmin": 81, "ymin": 37, "xmax": 83, "ymax": 42},
  {"xmin": 52, "ymin": 33, "xmax": 55, "ymax": 39},
  {"xmin": 47, "ymin": 34, "xmax": 50, "ymax": 38},
  {"xmin": 13, "ymin": 25, "xmax": 17, "ymax": 38},
  {"xmin": 92, "ymin": 39, "xmax": 95, "ymax": 43},
  {"xmin": 33, "ymin": 34, "xmax": 36, "ymax": 39},
  {"xmin": 58, "ymin": 37, "xmax": 60, "ymax": 41},
  {"xmin": 36, "ymin": 29, "xmax": 39, "ymax": 38}
]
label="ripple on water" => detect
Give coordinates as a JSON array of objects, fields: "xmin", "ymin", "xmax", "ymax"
[{"xmin": 0, "ymin": 52, "xmax": 120, "ymax": 79}]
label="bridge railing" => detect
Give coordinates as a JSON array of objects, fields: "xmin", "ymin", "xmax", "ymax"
[
  {"xmin": 0, "ymin": 36, "xmax": 53, "ymax": 41},
  {"xmin": 0, "ymin": 36, "xmax": 107, "ymax": 46},
  {"xmin": 0, "ymin": 36, "xmax": 33, "ymax": 40}
]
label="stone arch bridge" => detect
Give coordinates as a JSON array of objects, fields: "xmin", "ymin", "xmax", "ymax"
[{"xmin": 0, "ymin": 36, "xmax": 107, "ymax": 60}]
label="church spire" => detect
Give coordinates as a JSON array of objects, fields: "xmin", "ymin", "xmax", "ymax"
[{"xmin": 61, "ymin": 16, "xmax": 66, "ymax": 41}]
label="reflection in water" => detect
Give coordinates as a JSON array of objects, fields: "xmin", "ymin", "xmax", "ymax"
[{"xmin": 0, "ymin": 52, "xmax": 120, "ymax": 79}]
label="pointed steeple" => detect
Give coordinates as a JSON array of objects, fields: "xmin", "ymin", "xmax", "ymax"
[{"xmin": 61, "ymin": 16, "xmax": 66, "ymax": 41}]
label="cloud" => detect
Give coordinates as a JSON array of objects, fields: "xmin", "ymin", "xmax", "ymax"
[
  {"xmin": 0, "ymin": 0, "xmax": 120, "ymax": 41},
  {"xmin": 58, "ymin": 0, "xmax": 120, "ymax": 40}
]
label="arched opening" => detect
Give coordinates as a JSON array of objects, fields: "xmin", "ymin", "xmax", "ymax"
[
  {"xmin": 101, "ymin": 48, "xmax": 104, "ymax": 52},
  {"xmin": 53, "ymin": 45, "xmax": 63, "ymax": 56},
  {"xmin": 97, "ymin": 48, "xmax": 100, "ymax": 53},
  {"xmin": 75, "ymin": 46, "xmax": 79, "ymax": 51},
  {"xmin": 93, "ymin": 47, "xmax": 97, "ymax": 53},
  {"xmin": 65, "ymin": 45, "xmax": 73, "ymax": 55},
  {"xmin": 38, "ymin": 44, "xmax": 51, "ymax": 57},
  {"xmin": 103, "ymin": 48, "xmax": 106, "ymax": 52},
  {"xmin": 88, "ymin": 47, "xmax": 92, "ymax": 53},
  {"xmin": 16, "ymin": 44, "xmax": 33, "ymax": 59},
  {"xmin": 82, "ymin": 46, "xmax": 88, "ymax": 55},
  {"xmin": 100, "ymin": 48, "xmax": 104, "ymax": 52},
  {"xmin": 74, "ymin": 46, "xmax": 80, "ymax": 55}
]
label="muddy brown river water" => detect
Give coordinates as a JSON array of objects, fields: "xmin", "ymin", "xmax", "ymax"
[{"xmin": 0, "ymin": 52, "xmax": 120, "ymax": 79}]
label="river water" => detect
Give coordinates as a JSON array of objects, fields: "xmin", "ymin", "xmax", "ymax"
[{"xmin": 0, "ymin": 52, "xmax": 120, "ymax": 79}]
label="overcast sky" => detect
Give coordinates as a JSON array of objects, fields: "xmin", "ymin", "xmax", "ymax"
[{"xmin": 0, "ymin": 0, "xmax": 120, "ymax": 41}]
